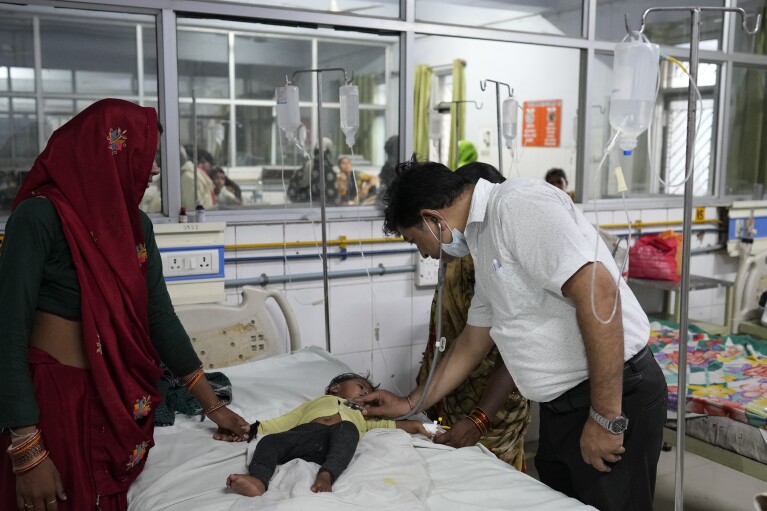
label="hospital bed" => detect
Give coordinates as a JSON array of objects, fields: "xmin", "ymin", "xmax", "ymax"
[
  {"xmin": 128, "ymin": 286, "xmax": 596, "ymax": 511},
  {"xmin": 648, "ymin": 318, "xmax": 767, "ymax": 482}
]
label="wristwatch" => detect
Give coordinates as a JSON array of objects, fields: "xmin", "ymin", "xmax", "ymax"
[{"xmin": 589, "ymin": 407, "xmax": 629, "ymax": 435}]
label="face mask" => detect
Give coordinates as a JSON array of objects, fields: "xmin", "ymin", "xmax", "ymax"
[{"xmin": 424, "ymin": 217, "xmax": 471, "ymax": 258}]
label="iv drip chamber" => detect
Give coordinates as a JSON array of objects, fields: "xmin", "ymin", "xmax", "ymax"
[
  {"xmin": 276, "ymin": 85, "xmax": 301, "ymax": 141},
  {"xmin": 339, "ymin": 84, "xmax": 359, "ymax": 148},
  {"xmin": 502, "ymin": 97, "xmax": 519, "ymax": 149},
  {"xmin": 609, "ymin": 37, "xmax": 659, "ymax": 155}
]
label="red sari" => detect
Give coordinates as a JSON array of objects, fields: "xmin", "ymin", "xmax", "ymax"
[{"xmin": 2, "ymin": 99, "xmax": 163, "ymax": 510}]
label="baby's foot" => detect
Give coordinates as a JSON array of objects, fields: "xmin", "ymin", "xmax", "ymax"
[
  {"xmin": 310, "ymin": 471, "xmax": 333, "ymax": 493},
  {"xmin": 226, "ymin": 474, "xmax": 266, "ymax": 496}
]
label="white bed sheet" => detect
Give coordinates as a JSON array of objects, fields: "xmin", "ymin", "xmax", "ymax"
[{"xmin": 129, "ymin": 347, "xmax": 595, "ymax": 511}]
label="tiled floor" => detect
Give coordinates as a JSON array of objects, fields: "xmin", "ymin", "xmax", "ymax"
[{"xmin": 524, "ymin": 442, "xmax": 767, "ymax": 510}]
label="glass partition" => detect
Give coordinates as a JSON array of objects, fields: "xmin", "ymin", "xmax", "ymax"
[
  {"xmin": 177, "ymin": 18, "xmax": 399, "ymax": 210},
  {"xmin": 416, "ymin": 0, "xmax": 583, "ymax": 38},
  {"xmin": 413, "ymin": 35, "xmax": 580, "ymax": 190},
  {"xmin": 0, "ymin": 9, "xmax": 158, "ymax": 217},
  {"xmin": 725, "ymin": 65, "xmax": 767, "ymax": 196},
  {"xmin": 590, "ymin": 53, "xmax": 719, "ymax": 199}
]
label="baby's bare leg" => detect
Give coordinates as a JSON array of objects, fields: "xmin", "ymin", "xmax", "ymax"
[
  {"xmin": 311, "ymin": 470, "xmax": 333, "ymax": 493},
  {"xmin": 226, "ymin": 474, "xmax": 267, "ymax": 497}
]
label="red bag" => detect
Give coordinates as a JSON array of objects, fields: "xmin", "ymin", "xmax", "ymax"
[{"xmin": 628, "ymin": 232, "xmax": 680, "ymax": 281}]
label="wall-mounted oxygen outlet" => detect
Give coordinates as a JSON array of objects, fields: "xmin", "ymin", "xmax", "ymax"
[
  {"xmin": 161, "ymin": 248, "xmax": 221, "ymax": 278},
  {"xmin": 415, "ymin": 256, "xmax": 440, "ymax": 287}
]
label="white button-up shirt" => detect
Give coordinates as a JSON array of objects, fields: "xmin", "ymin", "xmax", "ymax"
[{"xmin": 465, "ymin": 178, "xmax": 649, "ymax": 403}]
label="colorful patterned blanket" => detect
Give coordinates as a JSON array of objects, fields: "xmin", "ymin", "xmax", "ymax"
[{"xmin": 648, "ymin": 320, "xmax": 767, "ymax": 429}]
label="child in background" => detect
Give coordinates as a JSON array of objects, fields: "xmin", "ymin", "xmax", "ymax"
[{"xmin": 226, "ymin": 373, "xmax": 428, "ymax": 496}]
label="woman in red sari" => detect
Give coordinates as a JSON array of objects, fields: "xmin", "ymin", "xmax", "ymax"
[{"xmin": 0, "ymin": 99, "xmax": 249, "ymax": 511}]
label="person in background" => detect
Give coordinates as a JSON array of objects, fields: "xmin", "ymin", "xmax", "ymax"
[
  {"xmin": 377, "ymin": 135, "xmax": 399, "ymax": 195},
  {"xmin": 226, "ymin": 373, "xmax": 427, "ymax": 497},
  {"xmin": 457, "ymin": 140, "xmax": 478, "ymax": 169},
  {"xmin": 180, "ymin": 145, "xmax": 215, "ymax": 212},
  {"xmin": 417, "ymin": 161, "xmax": 530, "ymax": 471},
  {"xmin": 0, "ymin": 99, "xmax": 249, "ymax": 511},
  {"xmin": 198, "ymin": 149, "xmax": 241, "ymax": 202},
  {"xmin": 336, "ymin": 156, "xmax": 357, "ymax": 204},
  {"xmin": 360, "ymin": 158, "xmax": 666, "ymax": 511},
  {"xmin": 210, "ymin": 166, "xmax": 241, "ymax": 207},
  {"xmin": 545, "ymin": 168, "xmax": 568, "ymax": 192}
]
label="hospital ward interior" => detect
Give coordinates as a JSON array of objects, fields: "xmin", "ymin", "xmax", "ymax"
[{"xmin": 2, "ymin": 0, "xmax": 767, "ymax": 510}]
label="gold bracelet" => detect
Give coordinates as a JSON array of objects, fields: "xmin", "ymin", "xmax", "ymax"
[{"xmin": 203, "ymin": 401, "xmax": 227, "ymax": 415}]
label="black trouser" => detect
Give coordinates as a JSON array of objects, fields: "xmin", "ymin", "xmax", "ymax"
[
  {"xmin": 535, "ymin": 346, "xmax": 668, "ymax": 511},
  {"xmin": 248, "ymin": 421, "xmax": 359, "ymax": 488}
]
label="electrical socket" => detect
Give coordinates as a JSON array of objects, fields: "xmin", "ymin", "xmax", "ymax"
[
  {"xmin": 161, "ymin": 249, "xmax": 219, "ymax": 277},
  {"xmin": 415, "ymin": 256, "xmax": 440, "ymax": 287}
]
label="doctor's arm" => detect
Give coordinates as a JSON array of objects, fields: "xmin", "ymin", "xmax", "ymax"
[
  {"xmin": 562, "ymin": 261, "xmax": 626, "ymax": 472},
  {"xmin": 360, "ymin": 324, "xmax": 494, "ymax": 418}
]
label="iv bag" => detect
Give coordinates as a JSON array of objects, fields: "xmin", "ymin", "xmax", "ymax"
[
  {"xmin": 609, "ymin": 36, "xmax": 659, "ymax": 155},
  {"xmin": 339, "ymin": 84, "xmax": 359, "ymax": 148},
  {"xmin": 502, "ymin": 97, "xmax": 519, "ymax": 149},
  {"xmin": 276, "ymin": 85, "xmax": 301, "ymax": 141}
]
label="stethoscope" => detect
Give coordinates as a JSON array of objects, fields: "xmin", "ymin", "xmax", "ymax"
[{"xmin": 392, "ymin": 216, "xmax": 447, "ymax": 420}]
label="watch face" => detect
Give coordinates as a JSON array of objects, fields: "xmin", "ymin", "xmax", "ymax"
[{"xmin": 610, "ymin": 416, "xmax": 629, "ymax": 434}]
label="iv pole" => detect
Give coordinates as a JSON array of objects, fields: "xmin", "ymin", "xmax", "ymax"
[
  {"xmin": 625, "ymin": 8, "xmax": 760, "ymax": 511},
  {"xmin": 288, "ymin": 67, "xmax": 352, "ymax": 353},
  {"xmin": 479, "ymin": 79, "xmax": 513, "ymax": 170}
]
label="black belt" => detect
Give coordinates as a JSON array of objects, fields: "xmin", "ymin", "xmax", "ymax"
[{"xmin": 541, "ymin": 346, "xmax": 653, "ymax": 414}]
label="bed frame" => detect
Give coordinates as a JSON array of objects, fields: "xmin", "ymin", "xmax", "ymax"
[{"xmin": 175, "ymin": 285, "xmax": 301, "ymax": 369}]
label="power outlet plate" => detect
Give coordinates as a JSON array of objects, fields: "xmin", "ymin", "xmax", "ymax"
[
  {"xmin": 161, "ymin": 249, "xmax": 220, "ymax": 277},
  {"xmin": 415, "ymin": 256, "xmax": 440, "ymax": 287}
]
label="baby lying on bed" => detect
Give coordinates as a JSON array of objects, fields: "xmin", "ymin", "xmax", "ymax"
[{"xmin": 225, "ymin": 372, "xmax": 428, "ymax": 496}]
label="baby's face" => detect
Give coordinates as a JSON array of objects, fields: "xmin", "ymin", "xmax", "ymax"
[{"xmin": 333, "ymin": 378, "xmax": 373, "ymax": 400}]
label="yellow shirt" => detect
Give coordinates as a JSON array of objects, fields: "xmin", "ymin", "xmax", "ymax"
[{"xmin": 257, "ymin": 395, "xmax": 395, "ymax": 437}]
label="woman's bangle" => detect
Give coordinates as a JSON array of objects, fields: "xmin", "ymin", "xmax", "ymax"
[
  {"xmin": 203, "ymin": 401, "xmax": 227, "ymax": 415},
  {"xmin": 7, "ymin": 430, "xmax": 49, "ymax": 474},
  {"xmin": 183, "ymin": 366, "xmax": 205, "ymax": 392}
]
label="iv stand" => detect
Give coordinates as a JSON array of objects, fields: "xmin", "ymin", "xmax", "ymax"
[
  {"xmin": 435, "ymin": 100, "xmax": 483, "ymax": 169},
  {"xmin": 625, "ymin": 8, "xmax": 760, "ymax": 511},
  {"xmin": 479, "ymin": 79, "xmax": 513, "ymax": 170},
  {"xmin": 288, "ymin": 67, "xmax": 352, "ymax": 353}
]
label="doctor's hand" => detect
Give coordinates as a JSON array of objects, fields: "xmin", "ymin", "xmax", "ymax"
[
  {"xmin": 209, "ymin": 406, "xmax": 250, "ymax": 442},
  {"xmin": 357, "ymin": 390, "xmax": 411, "ymax": 418},
  {"xmin": 433, "ymin": 417, "xmax": 482, "ymax": 448},
  {"xmin": 580, "ymin": 419, "xmax": 625, "ymax": 472}
]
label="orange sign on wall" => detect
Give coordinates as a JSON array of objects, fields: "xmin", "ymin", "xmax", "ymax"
[{"xmin": 522, "ymin": 99, "xmax": 562, "ymax": 147}]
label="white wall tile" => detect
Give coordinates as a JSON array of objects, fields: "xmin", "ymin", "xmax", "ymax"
[
  {"xmin": 285, "ymin": 286, "xmax": 328, "ymax": 349},
  {"xmin": 687, "ymin": 288, "xmax": 713, "ymax": 309},
  {"xmin": 333, "ymin": 351, "xmax": 371, "ymax": 376},
  {"xmin": 688, "ymin": 305, "xmax": 714, "ymax": 324},
  {"xmin": 373, "ymin": 345, "xmax": 415, "ymax": 394},
  {"xmin": 666, "ymin": 208, "xmax": 684, "ymax": 222},
  {"xmin": 329, "ymin": 282, "xmax": 373, "ymax": 355},
  {"xmin": 639, "ymin": 209, "xmax": 667, "ymax": 224},
  {"xmin": 372, "ymin": 279, "xmax": 414, "ymax": 349},
  {"xmin": 689, "ymin": 253, "xmax": 715, "ymax": 276}
]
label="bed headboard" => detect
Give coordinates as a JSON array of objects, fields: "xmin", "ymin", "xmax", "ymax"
[
  {"xmin": 174, "ymin": 286, "xmax": 301, "ymax": 369},
  {"xmin": 732, "ymin": 249, "xmax": 767, "ymax": 331}
]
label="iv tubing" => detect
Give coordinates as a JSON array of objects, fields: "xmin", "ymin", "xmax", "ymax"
[{"xmin": 589, "ymin": 129, "xmax": 627, "ymax": 325}]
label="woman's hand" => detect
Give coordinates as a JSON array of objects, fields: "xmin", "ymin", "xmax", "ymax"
[
  {"xmin": 208, "ymin": 406, "xmax": 250, "ymax": 442},
  {"xmin": 394, "ymin": 419, "xmax": 429, "ymax": 437},
  {"xmin": 432, "ymin": 417, "xmax": 482, "ymax": 448},
  {"xmin": 15, "ymin": 457, "xmax": 66, "ymax": 511}
]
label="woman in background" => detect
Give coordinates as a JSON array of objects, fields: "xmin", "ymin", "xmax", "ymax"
[{"xmin": 0, "ymin": 99, "xmax": 249, "ymax": 511}]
